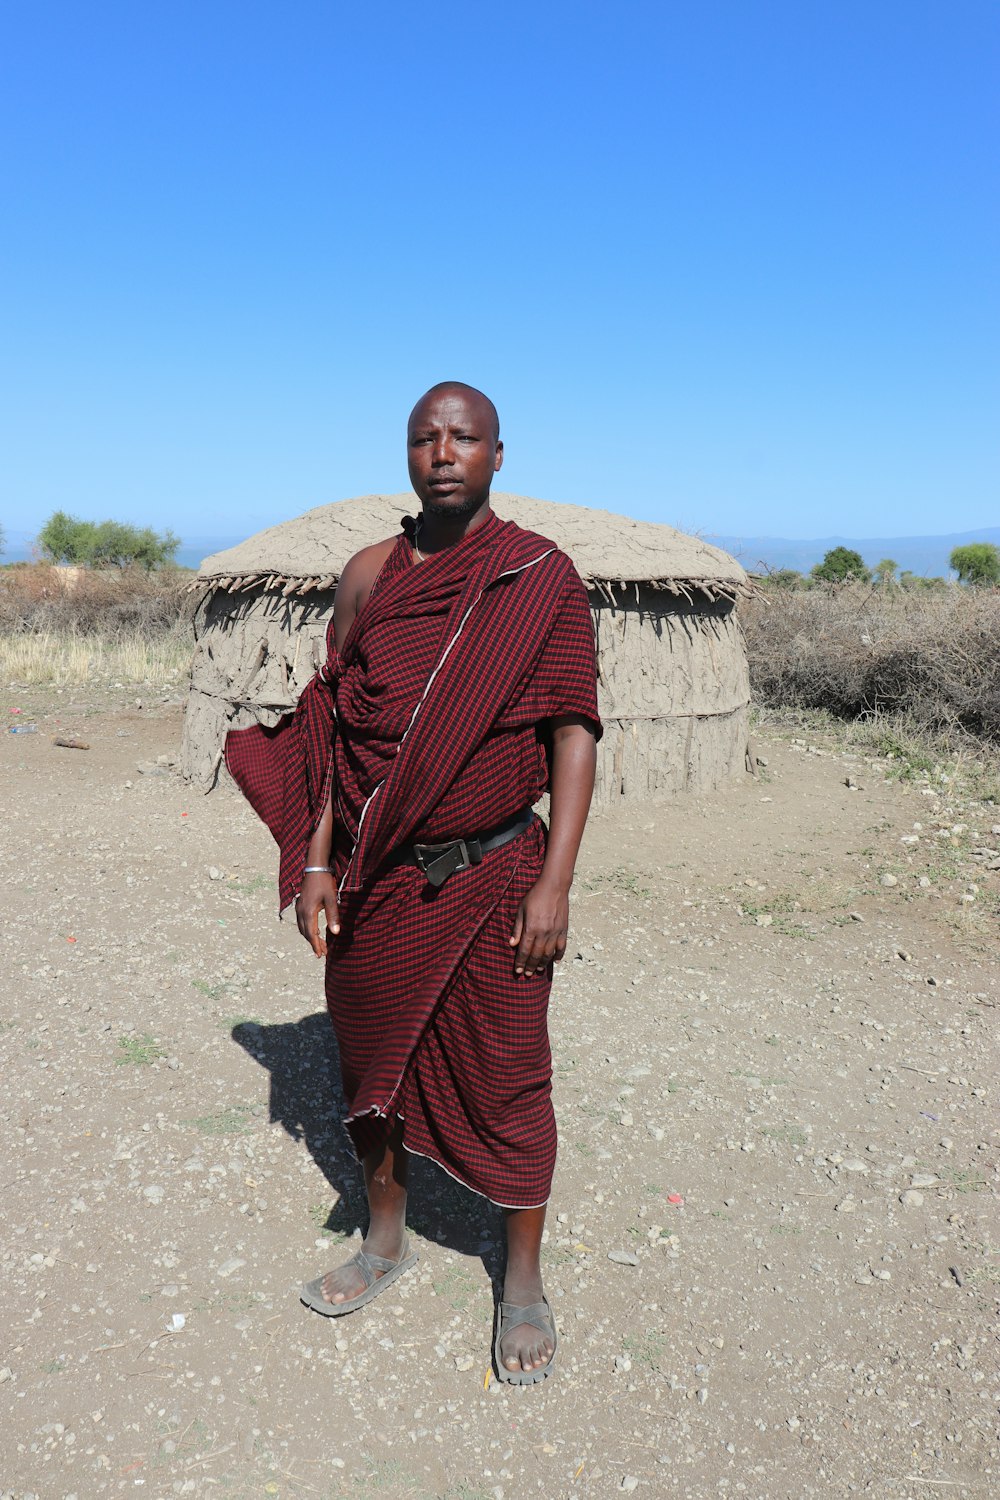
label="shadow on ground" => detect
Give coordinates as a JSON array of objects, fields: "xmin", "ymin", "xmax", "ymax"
[{"xmin": 231, "ymin": 1015, "xmax": 505, "ymax": 1279}]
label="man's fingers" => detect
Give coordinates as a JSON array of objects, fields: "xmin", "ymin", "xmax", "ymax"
[
  {"xmin": 516, "ymin": 929, "xmax": 544, "ymax": 976},
  {"xmin": 553, "ymin": 931, "xmax": 568, "ymax": 963},
  {"xmin": 324, "ymin": 895, "xmax": 341, "ymax": 937},
  {"xmin": 509, "ymin": 905, "xmax": 524, "ymax": 949}
]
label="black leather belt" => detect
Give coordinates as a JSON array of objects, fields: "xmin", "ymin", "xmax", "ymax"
[{"xmin": 384, "ymin": 806, "xmax": 536, "ymax": 888}]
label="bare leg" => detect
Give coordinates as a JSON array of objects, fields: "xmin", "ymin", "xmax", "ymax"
[
  {"xmin": 321, "ymin": 1117, "xmax": 409, "ymax": 1304},
  {"xmin": 499, "ymin": 1204, "xmax": 555, "ymax": 1373}
]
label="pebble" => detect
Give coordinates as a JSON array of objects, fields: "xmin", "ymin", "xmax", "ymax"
[
  {"xmin": 608, "ymin": 1250, "xmax": 639, "ymax": 1266},
  {"xmin": 899, "ymin": 1190, "xmax": 924, "ymax": 1209},
  {"xmin": 454, "ymin": 1355, "xmax": 474, "ymax": 1372},
  {"xmin": 217, "ymin": 1258, "xmax": 246, "ymax": 1278},
  {"xmin": 879, "ymin": 873, "xmax": 898, "ymax": 888},
  {"xmin": 910, "ymin": 1173, "xmax": 938, "ymax": 1188},
  {"xmin": 143, "ymin": 1185, "xmax": 164, "ymax": 1205},
  {"xmin": 621, "ymin": 1479, "xmax": 639, "ymax": 1494}
]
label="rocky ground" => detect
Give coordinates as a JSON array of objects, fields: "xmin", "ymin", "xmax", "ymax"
[{"xmin": 1, "ymin": 687, "xmax": 997, "ymax": 1500}]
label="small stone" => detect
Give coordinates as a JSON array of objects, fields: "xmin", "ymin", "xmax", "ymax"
[
  {"xmin": 618, "ymin": 1110, "xmax": 634, "ymax": 1128},
  {"xmin": 840, "ymin": 1158, "xmax": 868, "ymax": 1174},
  {"xmin": 0, "ymin": 1368, "xmax": 13, "ymax": 1383},
  {"xmin": 614, "ymin": 1355, "xmax": 632, "ymax": 1373},
  {"xmin": 608, "ymin": 1250, "xmax": 639, "ymax": 1267},
  {"xmin": 697, "ymin": 1387, "xmax": 709, "ymax": 1405},
  {"xmin": 755, "ymin": 913, "xmax": 773, "ymax": 927},
  {"xmin": 143, "ymin": 1185, "xmax": 164, "ymax": 1205},
  {"xmin": 217, "ymin": 1258, "xmax": 246, "ymax": 1278},
  {"xmin": 621, "ymin": 1479, "xmax": 639, "ymax": 1494},
  {"xmin": 910, "ymin": 1172, "xmax": 938, "ymax": 1188},
  {"xmin": 849, "ymin": 912, "xmax": 864, "ymax": 923},
  {"xmin": 899, "ymin": 1190, "xmax": 924, "ymax": 1209},
  {"xmin": 454, "ymin": 1354, "xmax": 474, "ymax": 1372},
  {"xmin": 880, "ymin": 873, "xmax": 898, "ymax": 888}
]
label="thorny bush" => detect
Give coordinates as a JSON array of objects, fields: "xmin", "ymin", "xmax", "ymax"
[
  {"xmin": 0, "ymin": 563, "xmax": 193, "ymax": 640},
  {"xmin": 740, "ymin": 582, "xmax": 1000, "ymax": 746}
]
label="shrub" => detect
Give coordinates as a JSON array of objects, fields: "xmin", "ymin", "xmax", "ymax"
[
  {"xmin": 38, "ymin": 511, "xmax": 180, "ymax": 570},
  {"xmin": 950, "ymin": 542, "xmax": 1000, "ymax": 587},
  {"xmin": 741, "ymin": 581, "xmax": 1000, "ymax": 745},
  {"xmin": 811, "ymin": 547, "xmax": 871, "ymax": 584},
  {"xmin": 0, "ymin": 562, "xmax": 192, "ymax": 638}
]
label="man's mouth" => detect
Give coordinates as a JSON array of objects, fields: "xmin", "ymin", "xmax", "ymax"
[{"xmin": 428, "ymin": 476, "xmax": 461, "ymax": 490}]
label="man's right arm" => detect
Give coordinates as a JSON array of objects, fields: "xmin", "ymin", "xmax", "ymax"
[{"xmin": 295, "ymin": 536, "xmax": 398, "ymax": 955}]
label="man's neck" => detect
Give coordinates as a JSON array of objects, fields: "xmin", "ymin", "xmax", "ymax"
[{"xmin": 417, "ymin": 498, "xmax": 493, "ymax": 555}]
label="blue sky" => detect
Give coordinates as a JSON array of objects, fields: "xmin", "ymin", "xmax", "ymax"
[{"xmin": 1, "ymin": 1, "xmax": 997, "ymax": 549}]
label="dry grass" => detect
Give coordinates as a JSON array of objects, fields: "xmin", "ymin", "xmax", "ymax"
[
  {"xmin": 0, "ymin": 628, "xmax": 191, "ymax": 686},
  {"xmin": 741, "ymin": 583, "xmax": 1000, "ymax": 748},
  {"xmin": 0, "ymin": 563, "xmax": 192, "ymax": 685}
]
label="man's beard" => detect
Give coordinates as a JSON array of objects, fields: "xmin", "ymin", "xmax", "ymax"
[{"xmin": 421, "ymin": 491, "xmax": 487, "ymax": 523}]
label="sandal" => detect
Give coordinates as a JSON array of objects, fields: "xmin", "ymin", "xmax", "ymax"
[
  {"xmin": 300, "ymin": 1237, "xmax": 418, "ymax": 1317},
  {"xmin": 492, "ymin": 1294, "xmax": 558, "ymax": 1384}
]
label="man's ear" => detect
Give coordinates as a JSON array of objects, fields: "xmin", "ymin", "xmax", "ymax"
[{"xmin": 494, "ymin": 440, "xmax": 504, "ymax": 473}]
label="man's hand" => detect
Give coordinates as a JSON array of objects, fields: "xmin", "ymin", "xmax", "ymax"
[
  {"xmin": 509, "ymin": 875, "xmax": 569, "ymax": 977},
  {"xmin": 295, "ymin": 871, "xmax": 341, "ymax": 958}
]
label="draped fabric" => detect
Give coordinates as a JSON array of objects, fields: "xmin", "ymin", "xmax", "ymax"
[{"xmin": 226, "ymin": 510, "xmax": 601, "ymax": 1206}]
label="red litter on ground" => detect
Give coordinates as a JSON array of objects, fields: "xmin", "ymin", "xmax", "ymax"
[
  {"xmin": 66, "ymin": 936, "xmax": 77, "ymax": 943},
  {"xmin": 667, "ymin": 1193, "xmax": 684, "ymax": 1206}
]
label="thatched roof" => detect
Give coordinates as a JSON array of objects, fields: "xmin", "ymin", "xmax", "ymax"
[{"xmin": 195, "ymin": 493, "xmax": 749, "ymax": 604}]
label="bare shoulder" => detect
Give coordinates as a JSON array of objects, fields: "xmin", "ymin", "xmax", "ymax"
[{"xmin": 333, "ymin": 535, "xmax": 400, "ymax": 650}]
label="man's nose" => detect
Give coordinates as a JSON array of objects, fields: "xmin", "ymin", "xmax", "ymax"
[{"xmin": 431, "ymin": 435, "xmax": 454, "ymax": 466}]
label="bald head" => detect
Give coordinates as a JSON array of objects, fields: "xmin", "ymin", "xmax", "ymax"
[
  {"xmin": 406, "ymin": 381, "xmax": 504, "ymax": 519},
  {"xmin": 408, "ymin": 382, "xmax": 500, "ymax": 445}
]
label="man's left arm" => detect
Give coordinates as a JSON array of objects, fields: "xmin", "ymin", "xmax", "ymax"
[{"xmin": 510, "ymin": 714, "xmax": 597, "ymax": 977}]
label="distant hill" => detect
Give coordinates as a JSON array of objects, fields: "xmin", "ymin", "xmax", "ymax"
[
  {"xmin": 5, "ymin": 523, "xmax": 999, "ymax": 578},
  {"xmin": 707, "ymin": 527, "xmax": 1000, "ymax": 578}
]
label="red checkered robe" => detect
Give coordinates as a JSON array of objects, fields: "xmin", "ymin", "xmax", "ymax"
[{"xmin": 226, "ymin": 510, "xmax": 600, "ymax": 1207}]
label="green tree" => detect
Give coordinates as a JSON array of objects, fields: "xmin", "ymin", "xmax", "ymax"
[
  {"xmin": 811, "ymin": 546, "xmax": 871, "ymax": 584},
  {"xmin": 38, "ymin": 511, "xmax": 179, "ymax": 570},
  {"xmin": 872, "ymin": 558, "xmax": 898, "ymax": 585},
  {"xmin": 949, "ymin": 542, "xmax": 1000, "ymax": 587}
]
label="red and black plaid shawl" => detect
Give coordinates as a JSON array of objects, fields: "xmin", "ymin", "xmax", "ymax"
[{"xmin": 227, "ymin": 510, "xmax": 600, "ymax": 1206}]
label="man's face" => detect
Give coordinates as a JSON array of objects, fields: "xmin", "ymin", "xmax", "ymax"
[{"xmin": 407, "ymin": 389, "xmax": 503, "ymax": 519}]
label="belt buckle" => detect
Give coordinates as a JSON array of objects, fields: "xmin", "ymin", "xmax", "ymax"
[{"xmin": 414, "ymin": 838, "xmax": 475, "ymax": 888}]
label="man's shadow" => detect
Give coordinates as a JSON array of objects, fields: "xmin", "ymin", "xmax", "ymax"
[{"xmin": 231, "ymin": 1015, "xmax": 506, "ymax": 1279}]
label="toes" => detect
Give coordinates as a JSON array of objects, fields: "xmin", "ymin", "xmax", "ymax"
[{"xmin": 504, "ymin": 1353, "xmax": 520, "ymax": 1371}]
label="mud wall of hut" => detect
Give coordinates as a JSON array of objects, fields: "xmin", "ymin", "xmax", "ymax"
[{"xmin": 181, "ymin": 582, "xmax": 751, "ymax": 802}]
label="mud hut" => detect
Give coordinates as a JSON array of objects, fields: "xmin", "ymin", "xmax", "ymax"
[{"xmin": 182, "ymin": 493, "xmax": 752, "ymax": 804}]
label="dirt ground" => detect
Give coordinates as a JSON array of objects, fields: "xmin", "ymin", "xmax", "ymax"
[{"xmin": 1, "ymin": 687, "xmax": 997, "ymax": 1500}]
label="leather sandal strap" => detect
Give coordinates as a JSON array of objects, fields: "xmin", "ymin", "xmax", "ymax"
[
  {"xmin": 355, "ymin": 1237, "xmax": 410, "ymax": 1279},
  {"xmin": 499, "ymin": 1299, "xmax": 554, "ymax": 1337}
]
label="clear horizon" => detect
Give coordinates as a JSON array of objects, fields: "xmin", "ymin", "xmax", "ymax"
[{"xmin": 2, "ymin": 2, "xmax": 997, "ymax": 544}]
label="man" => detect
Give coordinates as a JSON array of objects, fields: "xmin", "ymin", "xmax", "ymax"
[{"xmin": 227, "ymin": 382, "xmax": 600, "ymax": 1382}]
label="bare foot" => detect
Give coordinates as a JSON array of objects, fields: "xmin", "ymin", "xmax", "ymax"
[
  {"xmin": 498, "ymin": 1271, "xmax": 555, "ymax": 1374},
  {"xmin": 321, "ymin": 1226, "xmax": 407, "ymax": 1305}
]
